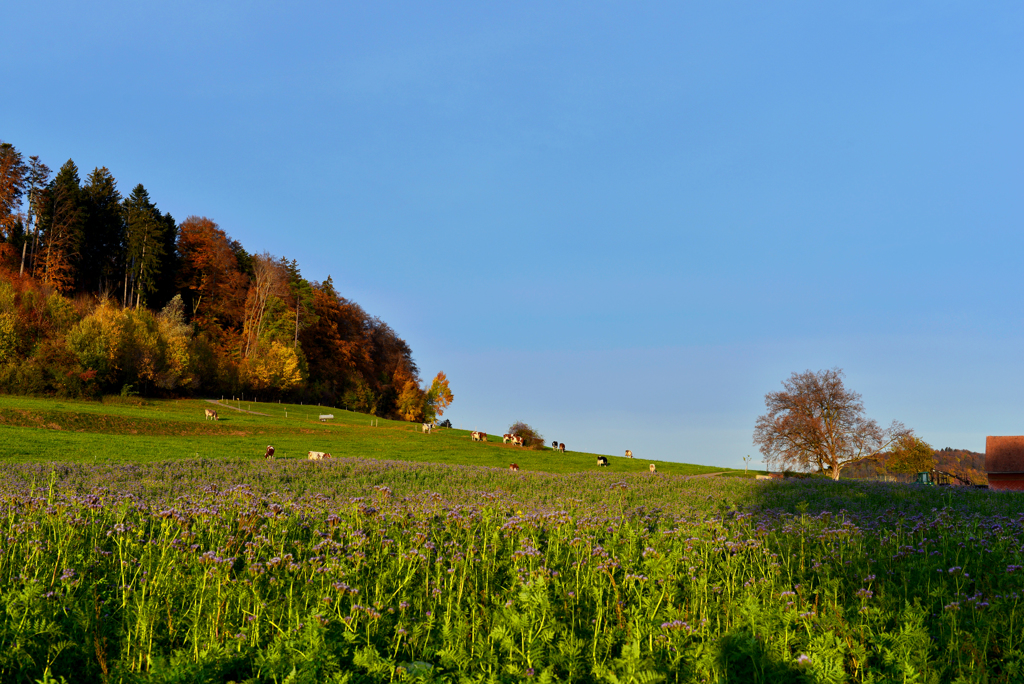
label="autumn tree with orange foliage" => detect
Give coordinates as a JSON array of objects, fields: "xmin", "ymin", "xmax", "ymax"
[
  {"xmin": 0, "ymin": 141, "xmax": 27, "ymax": 240},
  {"xmin": 425, "ymin": 371, "xmax": 453, "ymax": 422},
  {"xmin": 395, "ymin": 364, "xmax": 426, "ymax": 421},
  {"xmin": 299, "ymin": 277, "xmax": 374, "ymax": 403},
  {"xmin": 754, "ymin": 368, "xmax": 909, "ymax": 480},
  {"xmin": 176, "ymin": 216, "xmax": 248, "ymax": 333}
]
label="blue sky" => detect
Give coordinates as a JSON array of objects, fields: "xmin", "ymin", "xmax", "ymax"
[{"xmin": 4, "ymin": 2, "xmax": 1023, "ymax": 466}]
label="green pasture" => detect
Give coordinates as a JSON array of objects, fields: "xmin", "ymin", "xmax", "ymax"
[{"xmin": 0, "ymin": 395, "xmax": 737, "ymax": 476}]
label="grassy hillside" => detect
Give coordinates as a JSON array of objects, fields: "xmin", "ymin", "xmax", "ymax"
[{"xmin": 0, "ymin": 395, "xmax": 737, "ymax": 475}]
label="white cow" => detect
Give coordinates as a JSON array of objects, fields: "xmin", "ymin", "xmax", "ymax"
[
  {"xmin": 625, "ymin": 450, "xmax": 633, "ymax": 459},
  {"xmin": 308, "ymin": 451, "xmax": 332, "ymax": 461},
  {"xmin": 649, "ymin": 463, "xmax": 657, "ymax": 473}
]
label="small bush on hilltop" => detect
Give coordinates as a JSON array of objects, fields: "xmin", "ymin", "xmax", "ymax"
[{"xmin": 508, "ymin": 420, "xmax": 544, "ymax": 449}]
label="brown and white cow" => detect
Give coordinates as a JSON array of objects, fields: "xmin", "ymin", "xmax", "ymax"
[
  {"xmin": 264, "ymin": 445, "xmax": 275, "ymax": 459},
  {"xmin": 513, "ymin": 435, "xmax": 524, "ymax": 447},
  {"xmin": 558, "ymin": 443, "xmax": 566, "ymax": 453},
  {"xmin": 472, "ymin": 431, "xmax": 487, "ymax": 442},
  {"xmin": 509, "ymin": 463, "xmax": 520, "ymax": 472},
  {"xmin": 625, "ymin": 450, "xmax": 633, "ymax": 459},
  {"xmin": 649, "ymin": 463, "xmax": 657, "ymax": 473},
  {"xmin": 503, "ymin": 434, "xmax": 513, "ymax": 444},
  {"xmin": 204, "ymin": 408, "xmax": 218, "ymax": 421},
  {"xmin": 308, "ymin": 451, "xmax": 332, "ymax": 461}
]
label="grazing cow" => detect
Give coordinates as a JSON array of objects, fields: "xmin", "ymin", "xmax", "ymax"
[
  {"xmin": 503, "ymin": 434, "xmax": 513, "ymax": 444},
  {"xmin": 597, "ymin": 456, "xmax": 609, "ymax": 467},
  {"xmin": 472, "ymin": 431, "xmax": 487, "ymax": 442},
  {"xmin": 422, "ymin": 423, "xmax": 433, "ymax": 434},
  {"xmin": 649, "ymin": 464, "xmax": 657, "ymax": 473},
  {"xmin": 625, "ymin": 450, "xmax": 633, "ymax": 459},
  {"xmin": 513, "ymin": 435, "xmax": 524, "ymax": 447},
  {"xmin": 509, "ymin": 463, "xmax": 520, "ymax": 472},
  {"xmin": 264, "ymin": 445, "xmax": 275, "ymax": 459},
  {"xmin": 204, "ymin": 408, "xmax": 218, "ymax": 421},
  {"xmin": 558, "ymin": 443, "xmax": 566, "ymax": 453},
  {"xmin": 308, "ymin": 451, "xmax": 332, "ymax": 461}
]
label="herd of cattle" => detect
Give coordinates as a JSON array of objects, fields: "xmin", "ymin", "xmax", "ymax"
[{"xmin": 204, "ymin": 407, "xmax": 650, "ymax": 471}]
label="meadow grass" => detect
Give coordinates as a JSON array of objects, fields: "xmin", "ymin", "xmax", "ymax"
[
  {"xmin": 0, "ymin": 395, "xmax": 733, "ymax": 476},
  {"xmin": 0, "ymin": 458, "xmax": 1023, "ymax": 682},
  {"xmin": 3, "ymin": 397, "xmax": 1022, "ymax": 682}
]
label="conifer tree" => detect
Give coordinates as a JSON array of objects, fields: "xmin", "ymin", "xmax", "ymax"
[
  {"xmin": 23, "ymin": 156, "xmax": 51, "ymax": 276},
  {"xmin": 81, "ymin": 167, "xmax": 124, "ymax": 294},
  {"xmin": 284, "ymin": 258, "xmax": 317, "ymax": 347},
  {"xmin": 37, "ymin": 160, "xmax": 85, "ymax": 293},
  {"xmin": 122, "ymin": 184, "xmax": 165, "ymax": 308},
  {"xmin": 150, "ymin": 210, "xmax": 179, "ymax": 308}
]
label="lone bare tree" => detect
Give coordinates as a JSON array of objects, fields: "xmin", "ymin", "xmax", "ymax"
[{"xmin": 752, "ymin": 368, "xmax": 908, "ymax": 480}]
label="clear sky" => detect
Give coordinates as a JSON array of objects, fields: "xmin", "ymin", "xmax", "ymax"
[{"xmin": 4, "ymin": 2, "xmax": 1022, "ymax": 467}]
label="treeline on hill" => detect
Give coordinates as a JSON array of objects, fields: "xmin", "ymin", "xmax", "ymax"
[
  {"xmin": 844, "ymin": 447, "xmax": 986, "ymax": 484},
  {"xmin": 0, "ymin": 139, "xmax": 453, "ymax": 421}
]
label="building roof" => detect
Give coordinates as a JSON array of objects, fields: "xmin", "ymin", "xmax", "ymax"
[{"xmin": 986, "ymin": 436, "xmax": 1024, "ymax": 473}]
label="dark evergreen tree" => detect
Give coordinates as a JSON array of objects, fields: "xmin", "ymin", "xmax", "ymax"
[
  {"xmin": 80, "ymin": 167, "xmax": 124, "ymax": 294},
  {"xmin": 122, "ymin": 184, "xmax": 165, "ymax": 308},
  {"xmin": 230, "ymin": 239, "xmax": 254, "ymax": 278},
  {"xmin": 150, "ymin": 209, "xmax": 179, "ymax": 308},
  {"xmin": 284, "ymin": 258, "xmax": 317, "ymax": 347},
  {"xmin": 36, "ymin": 160, "xmax": 85, "ymax": 292}
]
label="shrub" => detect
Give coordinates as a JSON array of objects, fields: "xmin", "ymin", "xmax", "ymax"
[{"xmin": 508, "ymin": 420, "xmax": 545, "ymax": 449}]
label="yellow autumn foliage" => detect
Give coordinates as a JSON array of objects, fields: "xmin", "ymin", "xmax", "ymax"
[{"xmin": 240, "ymin": 340, "xmax": 303, "ymax": 394}]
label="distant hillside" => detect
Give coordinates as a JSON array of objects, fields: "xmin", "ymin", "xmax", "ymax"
[{"xmin": 0, "ymin": 139, "xmax": 449, "ymax": 422}]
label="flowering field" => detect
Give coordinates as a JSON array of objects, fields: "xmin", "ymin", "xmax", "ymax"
[{"xmin": 2, "ymin": 459, "xmax": 1023, "ymax": 683}]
